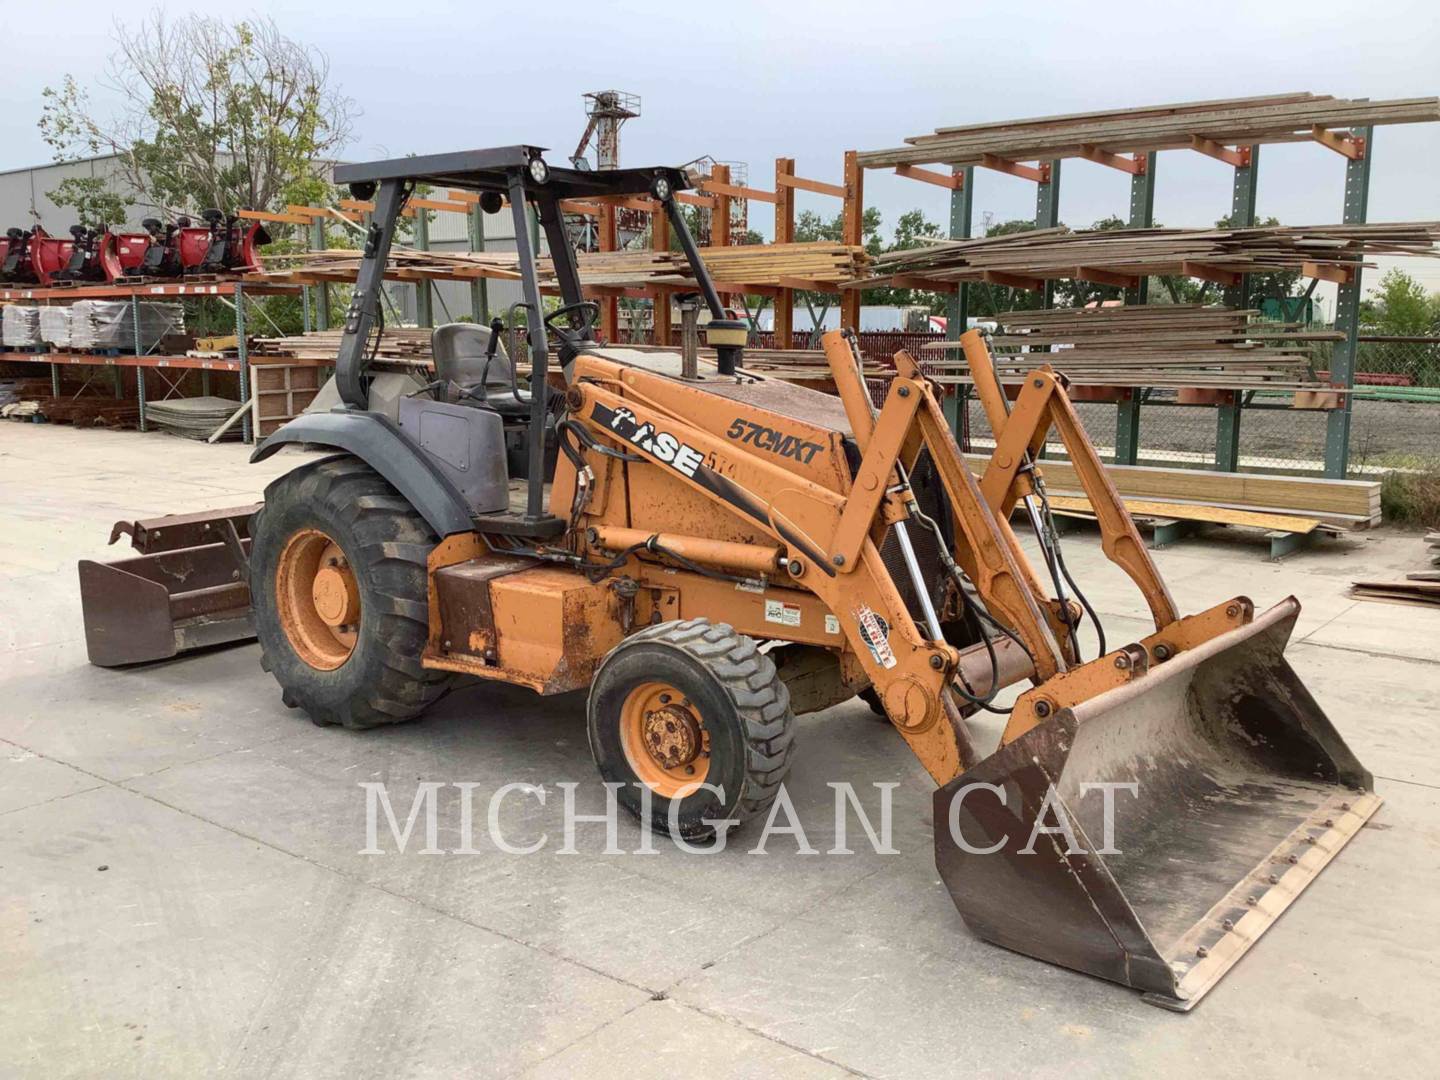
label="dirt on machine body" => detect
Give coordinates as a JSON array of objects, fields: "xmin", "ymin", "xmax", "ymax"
[{"xmin": 79, "ymin": 144, "xmax": 1378, "ymax": 1012}]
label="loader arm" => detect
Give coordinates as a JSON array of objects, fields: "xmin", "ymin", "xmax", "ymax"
[
  {"xmin": 569, "ymin": 372, "xmax": 980, "ymax": 780},
  {"xmin": 569, "ymin": 318, "xmax": 1219, "ymax": 782}
]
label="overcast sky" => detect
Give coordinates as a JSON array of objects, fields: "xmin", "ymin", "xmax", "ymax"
[{"xmin": 4, "ymin": 0, "xmax": 1438, "ymax": 297}]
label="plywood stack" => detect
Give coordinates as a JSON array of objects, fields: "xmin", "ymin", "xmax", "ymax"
[
  {"xmin": 856, "ymin": 222, "xmax": 1440, "ymax": 290},
  {"xmin": 858, "ymin": 92, "xmax": 1440, "ymax": 169},
  {"xmin": 923, "ymin": 304, "xmax": 1340, "ymax": 390}
]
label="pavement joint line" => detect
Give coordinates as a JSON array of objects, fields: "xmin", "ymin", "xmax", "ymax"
[
  {"xmin": 1376, "ymin": 773, "xmax": 1440, "ymax": 792},
  {"xmin": 118, "ymin": 726, "xmax": 297, "ymax": 782},
  {"xmin": 660, "ymin": 999, "xmax": 876, "ymax": 1079},
  {"xmin": 0, "ymin": 733, "xmax": 888, "ymax": 1077},
  {"xmin": 1292, "ymin": 639, "xmax": 1440, "ymax": 667},
  {"xmin": 495, "ymin": 997, "xmax": 658, "ymax": 1080},
  {"xmin": 127, "ymin": 784, "xmax": 684, "ymax": 1001},
  {"xmin": 658, "ymin": 860, "xmax": 892, "ymax": 999},
  {"xmin": 0, "ymin": 732, "xmax": 667, "ymax": 1001},
  {"xmin": 1297, "ymin": 599, "xmax": 1361, "ymax": 642},
  {"xmin": 0, "ymin": 781, "xmax": 108, "ymax": 819}
]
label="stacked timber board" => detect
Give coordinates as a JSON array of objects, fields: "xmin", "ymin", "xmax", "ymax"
[
  {"xmin": 1350, "ymin": 579, "xmax": 1440, "ymax": 606},
  {"xmin": 621, "ymin": 343, "xmax": 892, "ymax": 381},
  {"xmin": 253, "ymin": 248, "xmax": 522, "ymax": 284},
  {"xmin": 856, "ymin": 223, "xmax": 1440, "ymax": 290},
  {"xmin": 249, "ymin": 328, "xmax": 433, "ymax": 362},
  {"xmin": 251, "ymin": 242, "xmax": 869, "ymax": 291},
  {"xmin": 573, "ymin": 242, "xmax": 868, "ymax": 289},
  {"xmin": 969, "ymin": 455, "xmax": 1382, "ymax": 534},
  {"xmin": 858, "ymin": 92, "xmax": 1440, "ymax": 169},
  {"xmin": 1350, "ymin": 533, "xmax": 1440, "ymax": 606},
  {"xmin": 244, "ymin": 332, "xmax": 893, "ymax": 385},
  {"xmin": 923, "ymin": 304, "xmax": 1339, "ymax": 390}
]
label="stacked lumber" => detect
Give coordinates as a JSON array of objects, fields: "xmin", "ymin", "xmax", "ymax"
[
  {"xmin": 859, "ymin": 92, "xmax": 1440, "ymax": 169},
  {"xmin": 250, "ymin": 242, "xmax": 868, "ymax": 291},
  {"xmin": 1350, "ymin": 579, "xmax": 1440, "ymax": 607},
  {"xmin": 249, "ymin": 328, "xmax": 433, "ymax": 362},
  {"xmin": 253, "ymin": 248, "xmax": 522, "ymax": 284},
  {"xmin": 245, "ymin": 331, "xmax": 891, "ymax": 388},
  {"xmin": 923, "ymin": 304, "xmax": 1339, "ymax": 390},
  {"xmin": 620, "ymin": 342, "xmax": 891, "ymax": 381},
  {"xmin": 856, "ymin": 222, "xmax": 1440, "ymax": 290},
  {"xmin": 588, "ymin": 242, "xmax": 869, "ymax": 289},
  {"xmin": 1348, "ymin": 533, "xmax": 1440, "ymax": 606},
  {"xmin": 1042, "ymin": 493, "xmax": 1327, "ymax": 537},
  {"xmin": 966, "ymin": 454, "xmax": 1382, "ymax": 530}
]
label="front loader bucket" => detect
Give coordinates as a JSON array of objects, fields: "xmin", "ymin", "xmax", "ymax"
[
  {"xmin": 935, "ymin": 597, "xmax": 1379, "ymax": 1011},
  {"xmin": 79, "ymin": 505, "xmax": 260, "ymax": 667}
]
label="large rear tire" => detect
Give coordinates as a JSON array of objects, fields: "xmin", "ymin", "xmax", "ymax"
[
  {"xmin": 250, "ymin": 455, "xmax": 449, "ymax": 729},
  {"xmin": 588, "ymin": 618, "xmax": 795, "ymax": 839}
]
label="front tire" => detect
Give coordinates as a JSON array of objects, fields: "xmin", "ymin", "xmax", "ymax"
[
  {"xmin": 588, "ymin": 618, "xmax": 795, "ymax": 839},
  {"xmin": 250, "ymin": 455, "xmax": 448, "ymax": 729}
]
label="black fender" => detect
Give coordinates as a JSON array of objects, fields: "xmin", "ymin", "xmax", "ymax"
[{"xmin": 250, "ymin": 409, "xmax": 475, "ymax": 538}]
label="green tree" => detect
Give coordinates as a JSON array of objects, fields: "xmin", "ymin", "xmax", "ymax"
[
  {"xmin": 39, "ymin": 12, "xmax": 356, "ymax": 218},
  {"xmin": 45, "ymin": 176, "xmax": 134, "ymax": 228},
  {"xmin": 865, "ymin": 208, "xmax": 947, "ymax": 310},
  {"xmin": 1362, "ymin": 268, "xmax": 1440, "ymax": 335},
  {"xmin": 1358, "ymin": 268, "xmax": 1440, "ymax": 384},
  {"xmin": 39, "ymin": 12, "xmax": 357, "ymax": 335}
]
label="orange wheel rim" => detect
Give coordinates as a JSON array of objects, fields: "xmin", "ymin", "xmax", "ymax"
[
  {"xmin": 619, "ymin": 681, "xmax": 710, "ymax": 798},
  {"xmin": 275, "ymin": 528, "xmax": 359, "ymax": 670}
]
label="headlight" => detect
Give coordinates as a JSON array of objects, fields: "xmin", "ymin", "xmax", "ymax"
[
  {"xmin": 650, "ymin": 175, "xmax": 672, "ymax": 202},
  {"xmin": 528, "ymin": 157, "xmax": 550, "ymax": 185}
]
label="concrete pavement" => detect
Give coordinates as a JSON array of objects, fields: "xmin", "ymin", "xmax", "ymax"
[{"xmin": 2, "ymin": 422, "xmax": 1438, "ymax": 1079}]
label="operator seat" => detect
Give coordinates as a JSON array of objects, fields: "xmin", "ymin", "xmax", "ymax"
[
  {"xmin": 431, "ymin": 321, "xmax": 532, "ymax": 420},
  {"xmin": 431, "ymin": 321, "xmax": 555, "ymax": 481}
]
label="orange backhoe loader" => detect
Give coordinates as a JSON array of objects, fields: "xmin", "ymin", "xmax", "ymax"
[{"xmin": 80, "ymin": 146, "xmax": 1378, "ymax": 1010}]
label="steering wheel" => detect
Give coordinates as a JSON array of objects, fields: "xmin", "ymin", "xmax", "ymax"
[{"xmin": 544, "ymin": 301, "xmax": 601, "ymax": 348}]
